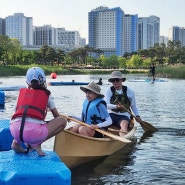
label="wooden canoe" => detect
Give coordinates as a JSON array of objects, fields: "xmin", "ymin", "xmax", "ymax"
[{"xmin": 54, "ymin": 125, "xmax": 137, "ymax": 169}]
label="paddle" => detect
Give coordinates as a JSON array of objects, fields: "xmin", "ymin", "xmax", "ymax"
[
  {"xmin": 60, "ymin": 114, "xmax": 131, "ymax": 143},
  {"xmin": 108, "ymin": 128, "xmax": 127, "ymax": 134},
  {"xmin": 122, "ymin": 107, "xmax": 157, "ymax": 132}
]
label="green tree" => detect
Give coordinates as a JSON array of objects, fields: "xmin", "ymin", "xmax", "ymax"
[
  {"xmin": 118, "ymin": 56, "xmax": 127, "ymax": 69},
  {"xmin": 127, "ymin": 55, "xmax": 143, "ymax": 68},
  {"xmin": 56, "ymin": 49, "xmax": 65, "ymax": 66}
]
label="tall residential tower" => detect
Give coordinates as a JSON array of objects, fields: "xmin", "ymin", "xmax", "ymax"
[
  {"xmin": 138, "ymin": 16, "xmax": 160, "ymax": 50},
  {"xmin": 88, "ymin": 6, "xmax": 124, "ymax": 57},
  {"xmin": 5, "ymin": 13, "xmax": 33, "ymax": 46},
  {"xmin": 168, "ymin": 26, "xmax": 185, "ymax": 46},
  {"xmin": 123, "ymin": 14, "xmax": 138, "ymax": 54},
  {"xmin": 88, "ymin": 6, "xmax": 139, "ymax": 57}
]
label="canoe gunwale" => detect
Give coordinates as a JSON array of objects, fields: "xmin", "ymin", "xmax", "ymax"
[{"xmin": 62, "ymin": 125, "xmax": 136, "ymax": 141}]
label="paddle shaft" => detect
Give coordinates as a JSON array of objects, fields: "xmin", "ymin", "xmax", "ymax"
[
  {"xmin": 108, "ymin": 128, "xmax": 127, "ymax": 134},
  {"xmin": 121, "ymin": 106, "xmax": 157, "ymax": 132},
  {"xmin": 60, "ymin": 114, "xmax": 131, "ymax": 143}
]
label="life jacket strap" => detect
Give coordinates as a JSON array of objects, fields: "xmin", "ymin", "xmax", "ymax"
[
  {"xmin": 17, "ymin": 105, "xmax": 45, "ymax": 117},
  {"xmin": 19, "ymin": 105, "xmax": 29, "ymax": 142}
]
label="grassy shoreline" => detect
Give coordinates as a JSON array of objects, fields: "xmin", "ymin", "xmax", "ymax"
[{"xmin": 0, "ymin": 65, "xmax": 185, "ymax": 79}]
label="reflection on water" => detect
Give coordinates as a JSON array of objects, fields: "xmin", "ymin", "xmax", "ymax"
[
  {"xmin": 71, "ymin": 143, "xmax": 137, "ymax": 185},
  {"xmin": 0, "ymin": 74, "xmax": 185, "ymax": 185}
]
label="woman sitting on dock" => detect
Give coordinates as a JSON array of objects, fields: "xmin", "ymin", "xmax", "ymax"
[{"xmin": 10, "ymin": 67, "xmax": 67, "ymax": 156}]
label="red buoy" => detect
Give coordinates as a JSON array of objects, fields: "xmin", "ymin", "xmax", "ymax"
[{"xmin": 50, "ymin": 73, "xmax": 57, "ymax": 79}]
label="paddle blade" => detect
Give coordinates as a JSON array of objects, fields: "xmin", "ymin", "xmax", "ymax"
[
  {"xmin": 139, "ymin": 120, "xmax": 157, "ymax": 132},
  {"xmin": 121, "ymin": 106, "xmax": 157, "ymax": 132}
]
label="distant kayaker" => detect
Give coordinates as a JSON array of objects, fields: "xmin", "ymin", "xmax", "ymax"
[
  {"xmin": 105, "ymin": 71, "xmax": 142, "ymax": 135},
  {"xmin": 72, "ymin": 81, "xmax": 112, "ymax": 137},
  {"xmin": 10, "ymin": 67, "xmax": 66, "ymax": 156},
  {"xmin": 96, "ymin": 78, "xmax": 103, "ymax": 85}
]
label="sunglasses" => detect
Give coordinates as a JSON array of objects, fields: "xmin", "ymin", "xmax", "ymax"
[{"xmin": 109, "ymin": 78, "xmax": 120, "ymax": 83}]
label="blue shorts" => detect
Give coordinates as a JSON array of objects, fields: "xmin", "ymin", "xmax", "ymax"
[{"xmin": 109, "ymin": 113, "xmax": 130, "ymax": 128}]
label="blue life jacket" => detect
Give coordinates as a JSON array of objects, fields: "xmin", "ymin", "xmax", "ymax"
[{"xmin": 82, "ymin": 98, "xmax": 106, "ymax": 125}]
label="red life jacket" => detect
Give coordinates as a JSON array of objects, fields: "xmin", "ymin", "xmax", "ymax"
[{"xmin": 12, "ymin": 88, "xmax": 49, "ymax": 120}]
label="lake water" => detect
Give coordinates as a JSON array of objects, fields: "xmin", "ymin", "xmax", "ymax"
[{"xmin": 0, "ymin": 74, "xmax": 185, "ymax": 185}]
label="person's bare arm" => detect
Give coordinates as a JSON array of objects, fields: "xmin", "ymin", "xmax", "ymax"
[{"xmin": 50, "ymin": 108, "xmax": 60, "ymax": 118}]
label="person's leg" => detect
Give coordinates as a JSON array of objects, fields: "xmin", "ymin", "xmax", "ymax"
[
  {"xmin": 117, "ymin": 115, "xmax": 130, "ymax": 136},
  {"xmin": 46, "ymin": 116, "xmax": 67, "ymax": 140},
  {"xmin": 30, "ymin": 144, "xmax": 45, "ymax": 156},
  {"xmin": 119, "ymin": 120, "xmax": 129, "ymax": 136},
  {"xmin": 72, "ymin": 124, "xmax": 81, "ymax": 133},
  {"xmin": 79, "ymin": 126, "xmax": 95, "ymax": 137},
  {"xmin": 28, "ymin": 117, "xmax": 66, "ymax": 156},
  {"xmin": 11, "ymin": 139, "xmax": 26, "ymax": 153},
  {"xmin": 10, "ymin": 121, "xmax": 26, "ymax": 153}
]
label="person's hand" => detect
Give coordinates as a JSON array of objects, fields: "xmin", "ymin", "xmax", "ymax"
[
  {"xmin": 89, "ymin": 124, "xmax": 99, "ymax": 130},
  {"xmin": 116, "ymin": 104, "xmax": 124, "ymax": 110},
  {"xmin": 66, "ymin": 115, "xmax": 72, "ymax": 122},
  {"xmin": 136, "ymin": 116, "xmax": 142, "ymax": 122}
]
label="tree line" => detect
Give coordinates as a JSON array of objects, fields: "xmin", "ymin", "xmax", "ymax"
[{"xmin": 0, "ymin": 35, "xmax": 185, "ymax": 69}]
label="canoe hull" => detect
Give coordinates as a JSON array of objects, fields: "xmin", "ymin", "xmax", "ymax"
[{"xmin": 54, "ymin": 127, "xmax": 136, "ymax": 169}]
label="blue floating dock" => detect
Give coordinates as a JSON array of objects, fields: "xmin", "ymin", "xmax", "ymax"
[
  {"xmin": 0, "ymin": 150, "xmax": 71, "ymax": 185},
  {"xmin": 0, "ymin": 85, "xmax": 25, "ymax": 91},
  {"xmin": 0, "ymin": 119, "xmax": 13, "ymax": 151},
  {"xmin": 129, "ymin": 78, "xmax": 168, "ymax": 82},
  {"xmin": 0, "ymin": 119, "xmax": 71, "ymax": 184},
  {"xmin": 0, "ymin": 91, "xmax": 5, "ymax": 105},
  {"xmin": 48, "ymin": 81, "xmax": 89, "ymax": 86}
]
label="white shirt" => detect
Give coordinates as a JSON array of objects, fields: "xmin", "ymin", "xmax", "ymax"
[{"xmin": 104, "ymin": 86, "xmax": 139, "ymax": 118}]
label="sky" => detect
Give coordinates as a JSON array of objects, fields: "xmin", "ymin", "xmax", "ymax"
[{"xmin": 0, "ymin": 0, "xmax": 185, "ymax": 41}]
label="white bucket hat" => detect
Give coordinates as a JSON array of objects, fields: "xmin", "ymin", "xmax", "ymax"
[
  {"xmin": 108, "ymin": 71, "xmax": 126, "ymax": 82},
  {"xmin": 26, "ymin": 67, "xmax": 46, "ymax": 85},
  {"xmin": 80, "ymin": 81, "xmax": 104, "ymax": 98}
]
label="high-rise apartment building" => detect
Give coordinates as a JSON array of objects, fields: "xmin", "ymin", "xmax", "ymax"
[
  {"xmin": 5, "ymin": 13, "xmax": 33, "ymax": 46},
  {"xmin": 89, "ymin": 6, "xmax": 124, "ymax": 57},
  {"xmin": 56, "ymin": 28, "xmax": 83, "ymax": 49},
  {"xmin": 3, "ymin": 12, "xmax": 85, "ymax": 50},
  {"xmin": 168, "ymin": 26, "xmax": 185, "ymax": 46},
  {"xmin": 123, "ymin": 14, "xmax": 138, "ymax": 54},
  {"xmin": 33, "ymin": 26, "xmax": 85, "ymax": 50},
  {"xmin": 88, "ymin": 6, "xmax": 141, "ymax": 57},
  {"xmin": 0, "ymin": 18, "xmax": 5, "ymax": 35},
  {"xmin": 138, "ymin": 16, "xmax": 160, "ymax": 50},
  {"xmin": 33, "ymin": 25, "xmax": 55, "ymax": 46},
  {"xmin": 159, "ymin": 36, "xmax": 168, "ymax": 46}
]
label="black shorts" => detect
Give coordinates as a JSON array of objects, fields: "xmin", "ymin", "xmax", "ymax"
[
  {"xmin": 109, "ymin": 113, "xmax": 130, "ymax": 128},
  {"xmin": 94, "ymin": 131, "xmax": 103, "ymax": 138}
]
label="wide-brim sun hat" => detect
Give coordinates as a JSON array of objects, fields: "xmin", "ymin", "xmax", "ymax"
[
  {"xmin": 108, "ymin": 70, "xmax": 126, "ymax": 82},
  {"xmin": 26, "ymin": 67, "xmax": 46, "ymax": 85},
  {"xmin": 80, "ymin": 81, "xmax": 104, "ymax": 98}
]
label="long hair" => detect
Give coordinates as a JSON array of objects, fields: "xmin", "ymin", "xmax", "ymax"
[{"xmin": 28, "ymin": 80, "xmax": 51, "ymax": 95}]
